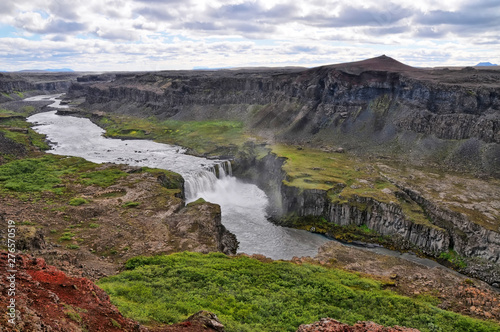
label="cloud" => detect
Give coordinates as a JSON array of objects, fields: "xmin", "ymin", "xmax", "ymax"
[
  {"xmin": 0, "ymin": 0, "xmax": 499, "ymax": 71},
  {"xmin": 94, "ymin": 28, "xmax": 141, "ymax": 41},
  {"xmin": 13, "ymin": 12, "xmax": 87, "ymax": 35},
  {"xmin": 365, "ymin": 25, "xmax": 410, "ymax": 36},
  {"xmin": 301, "ymin": 4, "xmax": 412, "ymax": 28},
  {"xmin": 412, "ymin": 26, "xmax": 447, "ymax": 39}
]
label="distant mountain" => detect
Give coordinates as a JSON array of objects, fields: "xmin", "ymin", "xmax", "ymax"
[
  {"xmin": 18, "ymin": 68, "xmax": 74, "ymax": 72},
  {"xmin": 475, "ymin": 62, "xmax": 498, "ymax": 66}
]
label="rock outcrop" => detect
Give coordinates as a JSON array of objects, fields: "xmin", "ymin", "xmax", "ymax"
[
  {"xmin": 68, "ymin": 56, "xmax": 500, "ymax": 176},
  {"xmin": 233, "ymin": 146, "xmax": 499, "ymax": 277},
  {"xmin": 0, "ymin": 72, "xmax": 79, "ymax": 102},
  {"xmin": 0, "ymin": 250, "xmax": 143, "ymax": 331},
  {"xmin": 0, "ymin": 251, "xmax": 226, "ymax": 331},
  {"xmin": 297, "ymin": 318, "xmax": 420, "ymax": 332}
]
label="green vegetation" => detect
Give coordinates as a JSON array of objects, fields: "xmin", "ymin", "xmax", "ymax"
[
  {"xmin": 270, "ymin": 145, "xmax": 435, "ymax": 228},
  {"xmin": 271, "ymin": 145, "xmax": 396, "ymax": 198},
  {"xmin": 186, "ymin": 197, "xmax": 206, "ymax": 206},
  {"xmin": 69, "ymin": 197, "xmax": 89, "ymax": 206},
  {"xmin": 93, "ymin": 115, "xmax": 247, "ymax": 155},
  {"xmin": 79, "ymin": 168, "xmax": 128, "ymax": 187},
  {"xmin": 88, "ymin": 223, "xmax": 100, "ymax": 228},
  {"xmin": 0, "ymin": 157, "xmax": 64, "ymax": 193},
  {"xmin": 0, "ymin": 154, "xmax": 139, "ymax": 200},
  {"xmin": 58, "ymin": 232, "xmax": 76, "ymax": 241},
  {"xmin": 66, "ymin": 244, "xmax": 80, "ymax": 250},
  {"xmin": 98, "ymin": 252, "xmax": 499, "ymax": 332},
  {"xmin": 13, "ymin": 91, "xmax": 24, "ymax": 98},
  {"xmin": 63, "ymin": 304, "xmax": 87, "ymax": 323},
  {"xmin": 111, "ymin": 318, "xmax": 121, "ymax": 328},
  {"xmin": 439, "ymin": 250, "xmax": 467, "ymax": 269},
  {"xmin": 122, "ymin": 201, "xmax": 141, "ymax": 208}
]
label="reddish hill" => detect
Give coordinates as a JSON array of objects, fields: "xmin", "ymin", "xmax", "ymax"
[
  {"xmin": 328, "ymin": 55, "xmax": 421, "ymax": 75},
  {"xmin": 297, "ymin": 318, "xmax": 421, "ymax": 332},
  {"xmin": 0, "ymin": 251, "xmax": 224, "ymax": 331}
]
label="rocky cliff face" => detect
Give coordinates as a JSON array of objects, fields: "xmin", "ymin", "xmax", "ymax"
[
  {"xmin": 234, "ymin": 149, "xmax": 446, "ymax": 257},
  {"xmin": 233, "ymin": 146, "xmax": 500, "ymax": 284},
  {"xmin": 0, "ymin": 251, "xmax": 226, "ymax": 331},
  {"xmin": 68, "ymin": 56, "xmax": 500, "ymax": 175},
  {"xmin": 0, "ymin": 72, "xmax": 78, "ymax": 102}
]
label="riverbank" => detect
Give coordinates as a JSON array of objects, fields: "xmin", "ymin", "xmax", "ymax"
[
  {"xmin": 0, "ymin": 100, "xmax": 498, "ymax": 330},
  {"xmin": 49, "ymin": 103, "xmax": 500, "ymax": 287}
]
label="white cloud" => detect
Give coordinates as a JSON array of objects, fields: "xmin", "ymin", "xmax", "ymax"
[{"xmin": 0, "ymin": 0, "xmax": 498, "ymax": 70}]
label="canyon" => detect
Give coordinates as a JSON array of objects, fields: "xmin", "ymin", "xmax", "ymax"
[{"xmin": 0, "ymin": 56, "xmax": 499, "ymax": 331}]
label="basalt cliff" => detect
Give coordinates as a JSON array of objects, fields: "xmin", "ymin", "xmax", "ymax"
[
  {"xmin": 65, "ymin": 56, "xmax": 500, "ymax": 283},
  {"xmin": 69, "ymin": 55, "xmax": 500, "ymax": 176}
]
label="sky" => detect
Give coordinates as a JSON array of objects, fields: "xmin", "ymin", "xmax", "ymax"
[{"xmin": 0, "ymin": 0, "xmax": 499, "ymax": 71}]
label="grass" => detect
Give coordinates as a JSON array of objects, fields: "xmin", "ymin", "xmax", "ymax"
[
  {"xmin": 269, "ymin": 144, "xmax": 434, "ymax": 228},
  {"xmin": 122, "ymin": 201, "xmax": 141, "ymax": 208},
  {"xmin": 439, "ymin": 250, "xmax": 467, "ymax": 269},
  {"xmin": 69, "ymin": 197, "xmax": 89, "ymax": 206},
  {"xmin": 59, "ymin": 232, "xmax": 76, "ymax": 241},
  {"xmin": 98, "ymin": 252, "xmax": 499, "ymax": 332},
  {"xmin": 92, "ymin": 115, "xmax": 247, "ymax": 156},
  {"xmin": 0, "ymin": 155, "xmax": 136, "ymax": 198},
  {"xmin": 79, "ymin": 168, "xmax": 128, "ymax": 187}
]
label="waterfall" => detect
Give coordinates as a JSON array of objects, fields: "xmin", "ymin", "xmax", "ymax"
[{"xmin": 184, "ymin": 161, "xmax": 232, "ymax": 202}]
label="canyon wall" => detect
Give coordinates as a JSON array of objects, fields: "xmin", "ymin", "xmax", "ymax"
[
  {"xmin": 68, "ymin": 56, "xmax": 500, "ymax": 176},
  {"xmin": 0, "ymin": 72, "xmax": 78, "ymax": 103},
  {"xmin": 233, "ymin": 147, "xmax": 500, "ymax": 274}
]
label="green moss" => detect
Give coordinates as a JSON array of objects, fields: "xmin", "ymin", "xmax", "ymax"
[
  {"xmin": 13, "ymin": 91, "xmax": 24, "ymax": 98},
  {"xmin": 93, "ymin": 114, "xmax": 247, "ymax": 156},
  {"xmin": 111, "ymin": 319, "xmax": 121, "ymax": 328},
  {"xmin": 59, "ymin": 232, "xmax": 76, "ymax": 241},
  {"xmin": 122, "ymin": 201, "xmax": 141, "ymax": 208},
  {"xmin": 79, "ymin": 168, "xmax": 128, "ymax": 187},
  {"xmin": 439, "ymin": 250, "xmax": 467, "ymax": 269},
  {"xmin": 66, "ymin": 244, "xmax": 80, "ymax": 250},
  {"xmin": 186, "ymin": 198, "xmax": 206, "ymax": 206},
  {"xmin": 68, "ymin": 197, "xmax": 89, "ymax": 206}
]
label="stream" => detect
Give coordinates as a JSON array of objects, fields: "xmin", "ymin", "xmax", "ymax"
[
  {"xmin": 26, "ymin": 94, "xmax": 330, "ymax": 260},
  {"xmin": 26, "ymin": 94, "xmax": 453, "ymax": 269}
]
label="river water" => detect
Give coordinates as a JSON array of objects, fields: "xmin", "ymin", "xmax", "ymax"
[
  {"xmin": 25, "ymin": 94, "xmax": 455, "ymax": 269},
  {"xmin": 26, "ymin": 94, "xmax": 330, "ymax": 259}
]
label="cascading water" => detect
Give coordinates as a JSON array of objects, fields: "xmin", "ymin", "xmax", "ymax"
[
  {"xmin": 184, "ymin": 161, "xmax": 233, "ymax": 202},
  {"xmin": 25, "ymin": 95, "xmax": 462, "ymax": 268},
  {"xmin": 27, "ymin": 96, "xmax": 331, "ymax": 259}
]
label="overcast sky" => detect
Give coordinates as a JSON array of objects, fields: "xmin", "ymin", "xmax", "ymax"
[{"xmin": 1, "ymin": 0, "xmax": 499, "ymax": 71}]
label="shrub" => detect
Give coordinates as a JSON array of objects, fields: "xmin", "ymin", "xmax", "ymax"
[
  {"xmin": 59, "ymin": 232, "xmax": 75, "ymax": 241},
  {"xmin": 69, "ymin": 197, "xmax": 89, "ymax": 206},
  {"xmin": 122, "ymin": 201, "xmax": 141, "ymax": 208},
  {"xmin": 98, "ymin": 252, "xmax": 499, "ymax": 332}
]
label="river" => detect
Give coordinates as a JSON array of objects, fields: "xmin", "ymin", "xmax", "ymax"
[
  {"xmin": 25, "ymin": 94, "xmax": 456, "ymax": 270},
  {"xmin": 26, "ymin": 94, "xmax": 330, "ymax": 260}
]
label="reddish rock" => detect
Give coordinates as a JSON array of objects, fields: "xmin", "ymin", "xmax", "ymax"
[
  {"xmin": 296, "ymin": 318, "xmax": 421, "ymax": 332},
  {"xmin": 0, "ymin": 251, "xmax": 224, "ymax": 332}
]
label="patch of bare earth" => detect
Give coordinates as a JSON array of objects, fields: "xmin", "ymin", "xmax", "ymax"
[
  {"xmin": 315, "ymin": 241, "xmax": 500, "ymax": 323},
  {"xmin": 0, "ymin": 251, "xmax": 226, "ymax": 331},
  {"xmin": 0, "ymin": 164, "xmax": 234, "ymax": 281}
]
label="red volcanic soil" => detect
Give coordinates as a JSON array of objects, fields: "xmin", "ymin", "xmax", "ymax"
[
  {"xmin": 0, "ymin": 250, "xmax": 142, "ymax": 331},
  {"xmin": 328, "ymin": 55, "xmax": 421, "ymax": 75},
  {"xmin": 297, "ymin": 318, "xmax": 421, "ymax": 332},
  {"xmin": 0, "ymin": 251, "xmax": 224, "ymax": 331}
]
